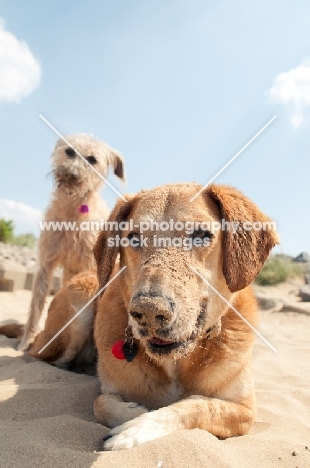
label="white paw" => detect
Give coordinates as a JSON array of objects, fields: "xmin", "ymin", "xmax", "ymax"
[
  {"xmin": 103, "ymin": 410, "xmax": 177, "ymax": 451},
  {"xmin": 127, "ymin": 402, "xmax": 140, "ymax": 408},
  {"xmin": 17, "ymin": 338, "xmax": 30, "ymax": 352},
  {"xmin": 17, "ymin": 330, "xmax": 37, "ymax": 352}
]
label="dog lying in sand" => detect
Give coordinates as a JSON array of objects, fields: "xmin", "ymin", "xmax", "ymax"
[
  {"xmin": 1, "ymin": 183, "xmax": 278, "ymax": 450},
  {"xmin": 18, "ymin": 134, "xmax": 125, "ymax": 352}
]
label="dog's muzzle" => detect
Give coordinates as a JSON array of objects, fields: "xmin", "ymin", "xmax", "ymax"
[
  {"xmin": 54, "ymin": 167, "xmax": 81, "ymax": 186},
  {"xmin": 129, "ymin": 292, "xmax": 183, "ymax": 355}
]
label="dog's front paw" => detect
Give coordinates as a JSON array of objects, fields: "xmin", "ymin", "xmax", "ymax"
[
  {"xmin": 17, "ymin": 336, "xmax": 32, "ymax": 352},
  {"xmin": 17, "ymin": 327, "xmax": 38, "ymax": 352},
  {"xmin": 102, "ymin": 410, "xmax": 178, "ymax": 451},
  {"xmin": 94, "ymin": 394, "xmax": 148, "ymax": 428}
]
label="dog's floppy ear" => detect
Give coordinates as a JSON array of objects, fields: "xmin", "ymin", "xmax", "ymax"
[
  {"xmin": 205, "ymin": 184, "xmax": 279, "ymax": 292},
  {"xmin": 108, "ymin": 148, "xmax": 126, "ymax": 181},
  {"xmin": 93, "ymin": 196, "xmax": 134, "ymax": 293}
]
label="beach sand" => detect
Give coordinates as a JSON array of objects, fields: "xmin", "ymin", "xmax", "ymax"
[{"xmin": 0, "ymin": 289, "xmax": 309, "ymax": 468}]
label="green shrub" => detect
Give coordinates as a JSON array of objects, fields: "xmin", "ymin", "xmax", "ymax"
[
  {"xmin": 13, "ymin": 233, "xmax": 37, "ymax": 249},
  {"xmin": 0, "ymin": 219, "xmax": 37, "ymax": 249},
  {"xmin": 0, "ymin": 219, "xmax": 14, "ymax": 243},
  {"xmin": 255, "ymin": 256, "xmax": 306, "ymax": 286}
]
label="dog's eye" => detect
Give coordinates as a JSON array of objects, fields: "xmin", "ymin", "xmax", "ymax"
[
  {"xmin": 86, "ymin": 156, "xmax": 98, "ymax": 165},
  {"xmin": 65, "ymin": 147, "xmax": 76, "ymax": 158},
  {"xmin": 190, "ymin": 229, "xmax": 213, "ymax": 243},
  {"xmin": 127, "ymin": 232, "xmax": 142, "ymax": 248},
  {"xmin": 191, "ymin": 229, "xmax": 213, "ymax": 239}
]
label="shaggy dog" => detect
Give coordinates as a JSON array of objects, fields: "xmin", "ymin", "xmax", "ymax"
[
  {"xmin": 18, "ymin": 134, "xmax": 125, "ymax": 351},
  {"xmin": 1, "ymin": 183, "xmax": 278, "ymax": 451}
]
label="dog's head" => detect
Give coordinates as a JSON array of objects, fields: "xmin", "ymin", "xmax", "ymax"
[
  {"xmin": 51, "ymin": 134, "xmax": 125, "ymax": 197},
  {"xmin": 94, "ymin": 183, "xmax": 279, "ymax": 360}
]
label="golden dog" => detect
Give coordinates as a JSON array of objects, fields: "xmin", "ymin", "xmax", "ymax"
[{"xmin": 0, "ymin": 183, "xmax": 278, "ymax": 451}]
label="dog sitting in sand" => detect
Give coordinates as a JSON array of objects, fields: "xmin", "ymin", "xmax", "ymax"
[
  {"xmin": 18, "ymin": 134, "xmax": 125, "ymax": 352},
  {"xmin": 1, "ymin": 183, "xmax": 279, "ymax": 451}
]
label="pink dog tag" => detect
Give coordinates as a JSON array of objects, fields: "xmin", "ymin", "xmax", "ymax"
[{"xmin": 79, "ymin": 204, "xmax": 89, "ymax": 214}]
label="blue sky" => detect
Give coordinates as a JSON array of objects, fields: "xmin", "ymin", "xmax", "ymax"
[{"xmin": 0, "ymin": 0, "xmax": 309, "ymax": 256}]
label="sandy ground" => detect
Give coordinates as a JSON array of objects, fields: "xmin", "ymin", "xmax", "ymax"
[{"xmin": 0, "ymin": 289, "xmax": 309, "ymax": 468}]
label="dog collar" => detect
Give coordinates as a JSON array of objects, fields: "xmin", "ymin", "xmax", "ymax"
[{"xmin": 79, "ymin": 204, "xmax": 89, "ymax": 214}]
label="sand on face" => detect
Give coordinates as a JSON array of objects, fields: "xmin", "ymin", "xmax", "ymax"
[{"xmin": 0, "ymin": 289, "xmax": 309, "ymax": 468}]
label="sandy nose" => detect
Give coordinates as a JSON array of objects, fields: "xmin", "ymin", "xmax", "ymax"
[{"xmin": 130, "ymin": 293, "xmax": 175, "ymax": 327}]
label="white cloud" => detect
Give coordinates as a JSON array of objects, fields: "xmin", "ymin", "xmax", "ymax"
[
  {"xmin": 0, "ymin": 18, "xmax": 41, "ymax": 103},
  {"xmin": 0, "ymin": 199, "xmax": 42, "ymax": 234},
  {"xmin": 268, "ymin": 60, "xmax": 310, "ymax": 128}
]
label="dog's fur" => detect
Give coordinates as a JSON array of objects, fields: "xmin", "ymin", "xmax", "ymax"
[
  {"xmin": 18, "ymin": 134, "xmax": 125, "ymax": 351},
  {"xmin": 1, "ymin": 183, "xmax": 278, "ymax": 451}
]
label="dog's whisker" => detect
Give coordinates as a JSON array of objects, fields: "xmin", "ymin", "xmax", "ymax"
[{"xmin": 46, "ymin": 170, "xmax": 54, "ymax": 180}]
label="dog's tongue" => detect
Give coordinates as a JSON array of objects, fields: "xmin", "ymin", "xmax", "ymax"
[{"xmin": 150, "ymin": 337, "xmax": 175, "ymax": 346}]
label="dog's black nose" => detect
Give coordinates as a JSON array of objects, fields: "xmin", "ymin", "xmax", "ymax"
[{"xmin": 130, "ymin": 292, "xmax": 175, "ymax": 327}]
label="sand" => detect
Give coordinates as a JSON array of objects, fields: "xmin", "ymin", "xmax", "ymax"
[{"xmin": 0, "ymin": 289, "xmax": 309, "ymax": 468}]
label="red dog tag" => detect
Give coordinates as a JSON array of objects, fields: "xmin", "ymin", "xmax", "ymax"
[
  {"xmin": 111, "ymin": 340, "xmax": 126, "ymax": 360},
  {"xmin": 111, "ymin": 340, "xmax": 138, "ymax": 362}
]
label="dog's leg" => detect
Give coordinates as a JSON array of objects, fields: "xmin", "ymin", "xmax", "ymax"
[
  {"xmin": 102, "ymin": 395, "xmax": 254, "ymax": 451},
  {"xmin": 27, "ymin": 328, "xmax": 66, "ymax": 364},
  {"xmin": 0, "ymin": 323, "xmax": 24, "ymax": 339},
  {"xmin": 94, "ymin": 394, "xmax": 148, "ymax": 428},
  {"xmin": 18, "ymin": 263, "xmax": 54, "ymax": 351}
]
